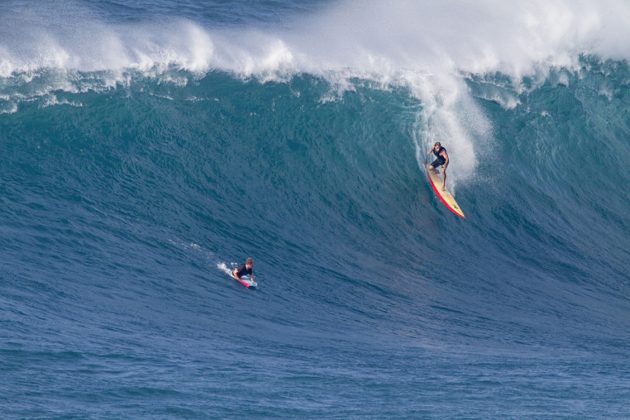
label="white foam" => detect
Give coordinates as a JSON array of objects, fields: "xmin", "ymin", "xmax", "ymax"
[
  {"xmin": 217, "ymin": 262, "xmax": 234, "ymax": 276},
  {"xmin": 3, "ymin": 1, "xmax": 627, "ymax": 80},
  {"xmin": 0, "ymin": 102, "xmax": 18, "ymax": 114},
  {"xmin": 40, "ymin": 94, "xmax": 83, "ymax": 108}
]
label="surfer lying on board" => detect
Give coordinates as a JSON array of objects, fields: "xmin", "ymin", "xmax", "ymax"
[
  {"xmin": 232, "ymin": 257, "xmax": 254, "ymax": 280},
  {"xmin": 428, "ymin": 142, "xmax": 449, "ymax": 191}
]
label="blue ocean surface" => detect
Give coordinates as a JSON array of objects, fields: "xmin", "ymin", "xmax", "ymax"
[{"xmin": 1, "ymin": 0, "xmax": 629, "ymax": 417}]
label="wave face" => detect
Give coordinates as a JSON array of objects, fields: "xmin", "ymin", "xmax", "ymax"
[{"xmin": 1, "ymin": 1, "xmax": 630, "ymax": 417}]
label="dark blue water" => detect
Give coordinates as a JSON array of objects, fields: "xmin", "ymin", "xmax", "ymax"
[{"xmin": 1, "ymin": 1, "xmax": 629, "ymax": 417}]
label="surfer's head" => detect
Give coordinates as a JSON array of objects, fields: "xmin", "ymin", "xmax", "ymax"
[
  {"xmin": 433, "ymin": 142, "xmax": 441, "ymax": 150},
  {"xmin": 245, "ymin": 257, "xmax": 254, "ymax": 268}
]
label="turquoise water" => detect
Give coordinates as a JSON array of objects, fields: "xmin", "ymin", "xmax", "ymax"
[{"xmin": 1, "ymin": 1, "xmax": 629, "ymax": 417}]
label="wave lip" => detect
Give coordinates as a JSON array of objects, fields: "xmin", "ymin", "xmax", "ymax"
[{"xmin": 2, "ymin": 1, "xmax": 630, "ymax": 78}]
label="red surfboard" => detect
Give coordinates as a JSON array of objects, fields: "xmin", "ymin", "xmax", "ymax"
[{"xmin": 231, "ymin": 273, "xmax": 258, "ymax": 289}]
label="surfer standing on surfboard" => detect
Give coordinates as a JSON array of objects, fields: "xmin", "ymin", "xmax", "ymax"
[
  {"xmin": 429, "ymin": 142, "xmax": 449, "ymax": 191},
  {"xmin": 232, "ymin": 257, "xmax": 254, "ymax": 280}
]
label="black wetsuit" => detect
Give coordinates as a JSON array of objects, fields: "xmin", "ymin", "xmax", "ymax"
[
  {"xmin": 235, "ymin": 264, "xmax": 253, "ymax": 279},
  {"xmin": 431, "ymin": 146, "xmax": 447, "ymax": 168}
]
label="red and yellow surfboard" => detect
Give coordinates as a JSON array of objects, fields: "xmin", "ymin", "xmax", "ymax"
[{"xmin": 426, "ymin": 165, "xmax": 465, "ymax": 218}]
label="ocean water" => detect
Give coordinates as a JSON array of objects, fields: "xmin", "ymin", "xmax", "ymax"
[{"xmin": 1, "ymin": 0, "xmax": 630, "ymax": 417}]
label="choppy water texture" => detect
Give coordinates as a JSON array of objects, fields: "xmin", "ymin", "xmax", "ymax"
[{"xmin": 1, "ymin": 0, "xmax": 630, "ymax": 417}]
